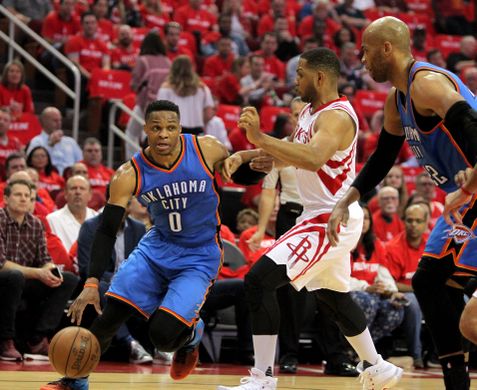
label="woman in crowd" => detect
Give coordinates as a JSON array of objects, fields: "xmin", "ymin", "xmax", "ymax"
[
  {"xmin": 124, "ymin": 30, "xmax": 170, "ymax": 159},
  {"xmin": 0, "ymin": 59, "xmax": 34, "ymax": 120},
  {"xmin": 27, "ymin": 146, "xmax": 64, "ymax": 197},
  {"xmin": 157, "ymin": 55, "xmax": 214, "ymax": 135}
]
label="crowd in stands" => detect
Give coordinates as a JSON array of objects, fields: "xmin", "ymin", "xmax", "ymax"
[{"xmin": 0, "ymin": 0, "xmax": 476, "ymax": 374}]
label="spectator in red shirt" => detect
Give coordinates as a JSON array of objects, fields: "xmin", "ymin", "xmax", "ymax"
[
  {"xmin": 41, "ymin": 0, "xmax": 80, "ymax": 50},
  {"xmin": 26, "ymin": 146, "xmax": 65, "ymax": 197},
  {"xmin": 0, "ymin": 60, "xmax": 34, "ymax": 120},
  {"xmin": 203, "ymin": 36, "xmax": 235, "ymax": 80},
  {"xmin": 164, "ymin": 22, "xmax": 196, "ymax": 64},
  {"xmin": 386, "ymin": 204, "xmax": 429, "ymax": 368},
  {"xmin": 138, "ymin": 0, "xmax": 171, "ymax": 30},
  {"xmin": 91, "ymin": 0, "xmax": 115, "ymax": 43},
  {"xmin": 80, "ymin": 137, "xmax": 114, "ymax": 195},
  {"xmin": 372, "ymin": 186, "xmax": 404, "ymax": 243},
  {"xmin": 0, "ymin": 108, "xmax": 23, "ymax": 179},
  {"xmin": 257, "ymin": 0, "xmax": 296, "ymax": 38},
  {"xmin": 298, "ymin": 0, "xmax": 341, "ymax": 44},
  {"xmin": 111, "ymin": 25, "xmax": 140, "ymax": 71},
  {"xmin": 255, "ymin": 32, "xmax": 286, "ymax": 83},
  {"xmin": 174, "ymin": 0, "xmax": 218, "ymax": 37},
  {"xmin": 64, "ymin": 11, "xmax": 111, "ymax": 81},
  {"xmin": 216, "ymin": 56, "xmax": 252, "ymax": 105}
]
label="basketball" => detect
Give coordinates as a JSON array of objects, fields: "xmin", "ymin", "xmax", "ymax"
[{"xmin": 48, "ymin": 327, "xmax": 101, "ymax": 378}]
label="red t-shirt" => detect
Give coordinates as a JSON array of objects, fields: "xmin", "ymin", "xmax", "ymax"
[
  {"xmin": 0, "ymin": 84, "xmax": 34, "ymax": 118},
  {"xmin": 38, "ymin": 170, "xmax": 65, "ymax": 194},
  {"xmin": 220, "ymin": 224, "xmax": 236, "ymax": 244},
  {"xmin": 216, "ymin": 73, "xmax": 241, "ymax": 105},
  {"xmin": 228, "ymin": 127, "xmax": 255, "ymax": 151},
  {"xmin": 138, "ymin": 4, "xmax": 171, "ymax": 29},
  {"xmin": 111, "ymin": 45, "xmax": 140, "ymax": 70},
  {"xmin": 386, "ymin": 231, "xmax": 427, "ymax": 286},
  {"xmin": 0, "ymin": 135, "xmax": 23, "ymax": 178},
  {"xmin": 82, "ymin": 162, "xmax": 114, "ymax": 195},
  {"xmin": 254, "ymin": 50, "xmax": 285, "ymax": 81},
  {"xmin": 97, "ymin": 18, "xmax": 115, "ymax": 43},
  {"xmin": 202, "ymin": 53, "xmax": 235, "ymax": 79},
  {"xmin": 372, "ymin": 210, "xmax": 404, "ymax": 243},
  {"xmin": 258, "ymin": 12, "xmax": 296, "ymax": 37},
  {"xmin": 64, "ymin": 34, "xmax": 110, "ymax": 73},
  {"xmin": 298, "ymin": 16, "xmax": 341, "ymax": 40},
  {"xmin": 173, "ymin": 5, "xmax": 217, "ymax": 35},
  {"xmin": 238, "ymin": 225, "xmax": 275, "ymax": 265},
  {"xmin": 41, "ymin": 11, "xmax": 80, "ymax": 43},
  {"xmin": 351, "ymin": 239, "xmax": 388, "ymax": 285}
]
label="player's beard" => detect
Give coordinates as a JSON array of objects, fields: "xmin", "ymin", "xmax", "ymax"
[{"xmin": 299, "ymin": 84, "xmax": 316, "ymax": 103}]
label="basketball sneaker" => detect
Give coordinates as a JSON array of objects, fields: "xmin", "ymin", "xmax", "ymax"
[
  {"xmin": 0, "ymin": 339, "xmax": 22, "ymax": 361},
  {"xmin": 153, "ymin": 349, "xmax": 173, "ymax": 365},
  {"xmin": 217, "ymin": 367, "xmax": 278, "ymax": 390},
  {"xmin": 170, "ymin": 318, "xmax": 204, "ymax": 380},
  {"xmin": 357, "ymin": 355, "xmax": 403, "ymax": 390},
  {"xmin": 25, "ymin": 336, "xmax": 49, "ymax": 361},
  {"xmin": 129, "ymin": 340, "xmax": 153, "ymax": 364},
  {"xmin": 40, "ymin": 377, "xmax": 89, "ymax": 390}
]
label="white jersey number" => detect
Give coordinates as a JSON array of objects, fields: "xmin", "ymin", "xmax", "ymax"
[{"xmin": 168, "ymin": 212, "xmax": 183, "ymax": 232}]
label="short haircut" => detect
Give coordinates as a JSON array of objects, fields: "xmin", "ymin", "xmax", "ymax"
[
  {"xmin": 144, "ymin": 100, "xmax": 180, "ymax": 122},
  {"xmin": 300, "ymin": 47, "xmax": 341, "ymax": 79},
  {"xmin": 4, "ymin": 179, "xmax": 31, "ymax": 197},
  {"xmin": 5, "ymin": 152, "xmax": 25, "ymax": 171},
  {"xmin": 83, "ymin": 137, "xmax": 101, "ymax": 148},
  {"xmin": 81, "ymin": 10, "xmax": 97, "ymax": 22}
]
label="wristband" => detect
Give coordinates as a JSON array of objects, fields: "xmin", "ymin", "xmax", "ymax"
[
  {"xmin": 461, "ymin": 186, "xmax": 473, "ymax": 196},
  {"xmin": 84, "ymin": 283, "xmax": 99, "ymax": 289}
]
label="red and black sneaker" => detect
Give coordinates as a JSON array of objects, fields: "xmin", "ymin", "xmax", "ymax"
[{"xmin": 170, "ymin": 318, "xmax": 204, "ymax": 380}]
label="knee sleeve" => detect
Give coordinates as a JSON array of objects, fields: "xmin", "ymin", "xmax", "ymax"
[
  {"xmin": 148, "ymin": 309, "xmax": 191, "ymax": 352},
  {"xmin": 314, "ymin": 289, "xmax": 367, "ymax": 337},
  {"xmin": 244, "ymin": 256, "xmax": 289, "ymax": 334}
]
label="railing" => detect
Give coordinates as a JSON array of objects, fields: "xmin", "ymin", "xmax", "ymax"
[
  {"xmin": 0, "ymin": 4, "xmax": 81, "ymax": 140},
  {"xmin": 107, "ymin": 100, "xmax": 142, "ymax": 168}
]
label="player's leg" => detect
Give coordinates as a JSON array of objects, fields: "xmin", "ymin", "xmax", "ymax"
[
  {"xmin": 460, "ymin": 294, "xmax": 477, "ymax": 345},
  {"xmin": 217, "ymin": 256, "xmax": 289, "ymax": 390},
  {"xmin": 314, "ymin": 289, "xmax": 403, "ymax": 390},
  {"xmin": 412, "ymin": 254, "xmax": 470, "ymax": 390}
]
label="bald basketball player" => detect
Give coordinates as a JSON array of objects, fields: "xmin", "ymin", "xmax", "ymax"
[{"xmin": 328, "ymin": 16, "xmax": 477, "ymax": 390}]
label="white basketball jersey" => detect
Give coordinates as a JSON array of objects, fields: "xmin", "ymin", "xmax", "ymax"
[{"xmin": 293, "ymin": 96, "xmax": 359, "ymax": 218}]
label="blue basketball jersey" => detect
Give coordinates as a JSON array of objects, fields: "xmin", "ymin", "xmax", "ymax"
[
  {"xmin": 131, "ymin": 134, "xmax": 220, "ymax": 247},
  {"xmin": 396, "ymin": 61, "xmax": 477, "ymax": 193}
]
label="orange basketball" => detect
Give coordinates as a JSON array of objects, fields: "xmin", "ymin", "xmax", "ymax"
[{"xmin": 48, "ymin": 327, "xmax": 101, "ymax": 378}]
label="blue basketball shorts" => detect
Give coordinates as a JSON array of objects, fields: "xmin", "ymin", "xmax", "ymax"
[
  {"xmin": 106, "ymin": 231, "xmax": 222, "ymax": 326},
  {"xmin": 424, "ymin": 199, "xmax": 477, "ymax": 273}
]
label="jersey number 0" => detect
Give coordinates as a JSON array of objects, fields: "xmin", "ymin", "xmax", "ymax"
[{"xmin": 168, "ymin": 212, "xmax": 183, "ymax": 232}]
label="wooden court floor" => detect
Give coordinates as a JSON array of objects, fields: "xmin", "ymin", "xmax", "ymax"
[{"xmin": 2, "ymin": 362, "xmax": 477, "ymax": 390}]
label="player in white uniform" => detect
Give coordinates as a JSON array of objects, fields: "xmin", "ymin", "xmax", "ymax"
[{"xmin": 218, "ymin": 48, "xmax": 402, "ymax": 390}]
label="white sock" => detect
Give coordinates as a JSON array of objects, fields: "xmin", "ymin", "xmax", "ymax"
[
  {"xmin": 253, "ymin": 335, "xmax": 277, "ymax": 375},
  {"xmin": 345, "ymin": 328, "xmax": 379, "ymax": 364}
]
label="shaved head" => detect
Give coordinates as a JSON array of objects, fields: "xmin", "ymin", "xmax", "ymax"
[{"xmin": 364, "ymin": 16, "xmax": 411, "ymax": 52}]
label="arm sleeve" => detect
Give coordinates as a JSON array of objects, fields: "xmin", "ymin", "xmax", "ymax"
[
  {"xmin": 352, "ymin": 128, "xmax": 406, "ymax": 197},
  {"xmin": 231, "ymin": 163, "xmax": 267, "ymax": 185},
  {"xmin": 88, "ymin": 204, "xmax": 125, "ymax": 279}
]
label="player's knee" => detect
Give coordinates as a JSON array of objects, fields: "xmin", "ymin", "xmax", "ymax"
[
  {"xmin": 244, "ymin": 270, "xmax": 264, "ymax": 312},
  {"xmin": 148, "ymin": 310, "xmax": 191, "ymax": 352}
]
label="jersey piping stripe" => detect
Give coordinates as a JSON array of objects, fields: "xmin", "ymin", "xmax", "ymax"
[
  {"xmin": 131, "ymin": 156, "xmax": 142, "ymax": 196},
  {"xmin": 159, "ymin": 306, "xmax": 194, "ymax": 327},
  {"xmin": 105, "ymin": 292, "xmax": 150, "ymax": 319},
  {"xmin": 139, "ymin": 135, "xmax": 185, "ymax": 173},
  {"xmin": 192, "ymin": 135, "xmax": 214, "ymax": 179},
  {"xmin": 440, "ymin": 124, "xmax": 473, "ymax": 168}
]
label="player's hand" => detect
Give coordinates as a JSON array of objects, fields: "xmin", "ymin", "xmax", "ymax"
[
  {"xmin": 238, "ymin": 107, "xmax": 263, "ymax": 146},
  {"xmin": 454, "ymin": 168, "xmax": 473, "ymax": 188},
  {"xmin": 221, "ymin": 153, "xmax": 243, "ymax": 182},
  {"xmin": 68, "ymin": 286, "xmax": 102, "ymax": 325},
  {"xmin": 327, "ymin": 200, "xmax": 349, "ymax": 246},
  {"xmin": 250, "ymin": 152, "xmax": 274, "ymax": 173},
  {"xmin": 247, "ymin": 230, "xmax": 264, "ymax": 252},
  {"xmin": 443, "ymin": 188, "xmax": 471, "ymax": 226}
]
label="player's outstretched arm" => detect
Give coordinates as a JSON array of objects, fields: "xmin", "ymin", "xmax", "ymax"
[
  {"xmin": 68, "ymin": 162, "xmax": 136, "ymax": 325},
  {"xmin": 327, "ymin": 89, "xmax": 405, "ymax": 246}
]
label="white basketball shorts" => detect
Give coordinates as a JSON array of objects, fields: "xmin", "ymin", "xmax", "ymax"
[{"xmin": 265, "ymin": 201, "xmax": 363, "ymax": 292}]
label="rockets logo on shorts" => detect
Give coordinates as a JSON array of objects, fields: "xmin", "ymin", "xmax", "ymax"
[
  {"xmin": 446, "ymin": 224, "xmax": 477, "ymax": 244},
  {"xmin": 287, "ymin": 237, "xmax": 312, "ymax": 267}
]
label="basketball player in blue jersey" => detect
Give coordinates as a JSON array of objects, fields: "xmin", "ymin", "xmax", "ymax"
[
  {"xmin": 42, "ymin": 100, "xmax": 267, "ymax": 390},
  {"xmin": 328, "ymin": 16, "xmax": 477, "ymax": 390}
]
